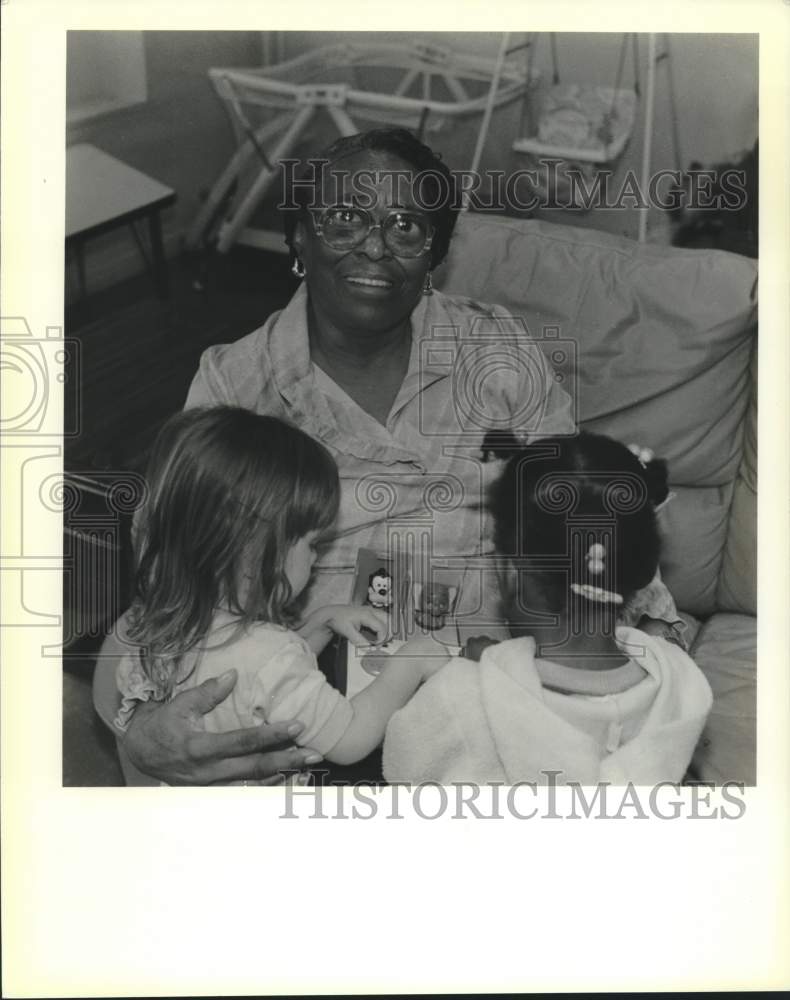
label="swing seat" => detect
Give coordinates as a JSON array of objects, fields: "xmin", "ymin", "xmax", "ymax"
[
  {"xmin": 512, "ymin": 84, "xmax": 637, "ymax": 210},
  {"xmin": 513, "ymin": 83, "xmax": 637, "ymax": 164}
]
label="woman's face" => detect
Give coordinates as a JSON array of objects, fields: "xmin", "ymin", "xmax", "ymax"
[{"xmin": 292, "ymin": 150, "xmax": 434, "ymax": 338}]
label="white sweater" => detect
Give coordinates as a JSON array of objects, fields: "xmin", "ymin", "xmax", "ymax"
[{"xmin": 383, "ymin": 628, "xmax": 712, "ymax": 785}]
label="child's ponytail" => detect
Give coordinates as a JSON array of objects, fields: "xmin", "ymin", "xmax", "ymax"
[
  {"xmin": 489, "ymin": 430, "xmax": 670, "ymax": 610},
  {"xmin": 627, "ymin": 443, "xmax": 670, "ymax": 509}
]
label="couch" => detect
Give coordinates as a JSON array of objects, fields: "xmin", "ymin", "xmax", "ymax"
[{"xmin": 435, "ymin": 212, "xmax": 758, "ymax": 785}]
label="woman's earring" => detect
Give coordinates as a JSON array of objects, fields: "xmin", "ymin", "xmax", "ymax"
[
  {"xmin": 291, "ymin": 257, "xmax": 306, "ymax": 279},
  {"xmin": 423, "ymin": 271, "xmax": 433, "ymax": 296}
]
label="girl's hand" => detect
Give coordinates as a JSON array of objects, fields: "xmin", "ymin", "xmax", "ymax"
[{"xmin": 319, "ymin": 604, "xmax": 390, "ymax": 646}]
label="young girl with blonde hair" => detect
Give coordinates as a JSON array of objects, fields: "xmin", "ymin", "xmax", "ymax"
[{"xmin": 112, "ymin": 406, "xmax": 440, "ymax": 779}]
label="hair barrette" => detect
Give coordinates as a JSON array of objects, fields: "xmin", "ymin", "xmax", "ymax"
[
  {"xmin": 628, "ymin": 443, "xmax": 654, "ymax": 469},
  {"xmin": 586, "ymin": 542, "xmax": 606, "ymax": 575},
  {"xmin": 570, "ymin": 583, "xmax": 624, "ymax": 605},
  {"xmin": 571, "ymin": 542, "xmax": 623, "ymax": 604},
  {"xmin": 654, "ymin": 490, "xmax": 677, "ymax": 514}
]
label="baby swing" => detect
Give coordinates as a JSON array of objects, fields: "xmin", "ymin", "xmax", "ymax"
[
  {"xmin": 186, "ymin": 39, "xmax": 538, "ymax": 255},
  {"xmin": 511, "ymin": 33, "xmax": 640, "ymax": 211}
]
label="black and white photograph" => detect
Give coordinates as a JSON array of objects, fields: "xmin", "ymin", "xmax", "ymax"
[
  {"xmin": 61, "ymin": 27, "xmax": 760, "ymax": 789},
  {"xmin": 2, "ymin": 2, "xmax": 789, "ymax": 996}
]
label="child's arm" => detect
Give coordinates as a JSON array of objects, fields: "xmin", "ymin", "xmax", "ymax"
[
  {"xmin": 326, "ymin": 635, "xmax": 450, "ymax": 765},
  {"xmin": 297, "ymin": 604, "xmax": 390, "ymax": 654}
]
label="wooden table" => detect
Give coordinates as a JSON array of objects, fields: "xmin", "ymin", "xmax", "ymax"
[{"xmin": 66, "ymin": 143, "xmax": 176, "ymax": 299}]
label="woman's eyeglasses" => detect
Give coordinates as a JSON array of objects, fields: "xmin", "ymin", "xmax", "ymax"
[{"xmin": 311, "ymin": 206, "xmax": 435, "ymax": 258}]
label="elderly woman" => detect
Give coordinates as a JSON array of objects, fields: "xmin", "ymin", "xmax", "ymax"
[
  {"xmin": 185, "ymin": 128, "xmax": 574, "ymax": 614},
  {"xmin": 94, "ymin": 127, "xmax": 678, "ymax": 784}
]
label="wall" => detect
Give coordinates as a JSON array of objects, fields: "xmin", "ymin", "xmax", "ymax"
[
  {"xmin": 66, "ymin": 31, "xmax": 262, "ymax": 298},
  {"xmin": 66, "ymin": 30, "xmax": 758, "ymax": 298}
]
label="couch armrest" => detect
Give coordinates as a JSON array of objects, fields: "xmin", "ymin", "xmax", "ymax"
[
  {"xmin": 717, "ymin": 342, "xmax": 757, "ymax": 615},
  {"xmin": 689, "ymin": 613, "xmax": 756, "ymax": 785}
]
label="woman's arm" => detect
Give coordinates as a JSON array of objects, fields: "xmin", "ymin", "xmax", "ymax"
[
  {"xmin": 93, "ymin": 624, "xmax": 322, "ymax": 785},
  {"xmin": 120, "ymin": 677, "xmax": 322, "ymax": 785},
  {"xmin": 325, "ymin": 635, "xmax": 450, "ymax": 765},
  {"xmin": 621, "ymin": 570, "xmax": 689, "ymax": 650}
]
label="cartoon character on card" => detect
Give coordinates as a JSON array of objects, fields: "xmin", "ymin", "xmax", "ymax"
[
  {"xmin": 366, "ymin": 569, "xmax": 394, "ymax": 610},
  {"xmin": 414, "ymin": 582, "xmax": 457, "ymax": 631}
]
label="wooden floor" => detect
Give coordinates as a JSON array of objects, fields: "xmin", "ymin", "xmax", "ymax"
[
  {"xmin": 63, "ymin": 246, "xmax": 298, "ymax": 785},
  {"xmin": 65, "ymin": 247, "xmax": 299, "ymax": 472}
]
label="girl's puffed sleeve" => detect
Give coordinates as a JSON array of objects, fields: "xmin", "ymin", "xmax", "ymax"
[{"xmin": 114, "ymin": 652, "xmax": 159, "ymax": 732}]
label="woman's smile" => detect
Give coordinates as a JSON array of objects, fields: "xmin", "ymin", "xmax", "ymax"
[
  {"xmin": 293, "ymin": 149, "xmax": 433, "ymax": 335},
  {"xmin": 342, "ymin": 271, "xmax": 397, "ymax": 293}
]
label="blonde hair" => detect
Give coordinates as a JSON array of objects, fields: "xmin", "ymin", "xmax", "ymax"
[{"xmin": 128, "ymin": 407, "xmax": 339, "ymax": 696}]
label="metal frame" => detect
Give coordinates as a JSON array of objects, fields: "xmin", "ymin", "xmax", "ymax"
[{"xmin": 186, "ymin": 40, "xmax": 536, "ymax": 255}]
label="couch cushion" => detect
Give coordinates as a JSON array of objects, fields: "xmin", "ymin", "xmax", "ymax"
[
  {"xmin": 437, "ymin": 213, "xmax": 758, "ymax": 615},
  {"xmin": 659, "ymin": 484, "xmax": 734, "ymax": 618},
  {"xmin": 688, "ymin": 612, "xmax": 756, "ymax": 785}
]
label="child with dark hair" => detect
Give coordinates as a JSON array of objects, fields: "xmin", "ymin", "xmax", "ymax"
[
  {"xmin": 383, "ymin": 431, "xmax": 712, "ymax": 785},
  {"xmin": 111, "ymin": 407, "xmax": 442, "ymax": 777}
]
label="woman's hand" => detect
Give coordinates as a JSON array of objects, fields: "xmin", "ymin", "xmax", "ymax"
[
  {"xmin": 460, "ymin": 635, "xmax": 500, "ymax": 663},
  {"xmin": 636, "ymin": 615, "xmax": 688, "ymax": 649},
  {"xmin": 121, "ymin": 670, "xmax": 323, "ymax": 785},
  {"xmin": 298, "ymin": 604, "xmax": 390, "ymax": 652}
]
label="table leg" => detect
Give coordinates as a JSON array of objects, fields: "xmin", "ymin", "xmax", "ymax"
[{"xmin": 148, "ymin": 210, "xmax": 169, "ymax": 299}]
